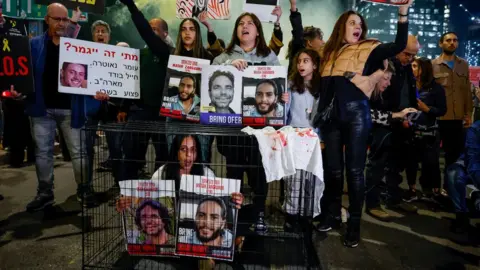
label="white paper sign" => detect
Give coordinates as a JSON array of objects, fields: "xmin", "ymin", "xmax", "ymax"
[
  {"xmin": 179, "ymin": 175, "xmax": 241, "ymax": 196},
  {"xmin": 243, "ymin": 0, "xmax": 278, "ymax": 23},
  {"xmin": 119, "ymin": 180, "xmax": 176, "ymax": 198},
  {"xmin": 58, "ymin": 37, "xmax": 140, "ymax": 99}
]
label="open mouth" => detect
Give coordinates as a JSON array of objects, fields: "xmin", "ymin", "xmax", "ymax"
[
  {"xmin": 299, "ymin": 69, "xmax": 306, "ymax": 73},
  {"xmin": 242, "ymin": 30, "xmax": 250, "ymax": 36},
  {"xmin": 353, "ymin": 32, "xmax": 360, "ymax": 39},
  {"xmin": 98, "ymin": 38, "xmax": 104, "ymax": 42}
]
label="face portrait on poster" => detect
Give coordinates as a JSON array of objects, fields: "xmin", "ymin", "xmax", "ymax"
[
  {"xmin": 242, "ymin": 66, "xmax": 287, "ymax": 126},
  {"xmin": 200, "ymin": 65, "xmax": 243, "ymax": 126},
  {"xmin": 176, "ymin": 175, "xmax": 241, "ymax": 261},
  {"xmin": 58, "ymin": 38, "xmax": 140, "ymax": 99},
  {"xmin": 119, "ymin": 180, "xmax": 177, "ymax": 256},
  {"xmin": 177, "ymin": 0, "xmax": 231, "ymax": 20},
  {"xmin": 361, "ymin": 0, "xmax": 409, "ymax": 5},
  {"xmin": 160, "ymin": 55, "xmax": 210, "ymax": 122}
]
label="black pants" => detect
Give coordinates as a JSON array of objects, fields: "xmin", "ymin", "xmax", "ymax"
[
  {"xmin": 121, "ymin": 109, "xmax": 168, "ymax": 180},
  {"xmin": 322, "ymin": 100, "xmax": 371, "ymax": 228},
  {"xmin": 3, "ymin": 100, "xmax": 34, "ymax": 166},
  {"xmin": 406, "ymin": 134, "xmax": 442, "ymax": 190},
  {"xmin": 217, "ymin": 136, "xmax": 268, "ymax": 216},
  {"xmin": 438, "ymin": 120, "xmax": 466, "ymax": 187}
]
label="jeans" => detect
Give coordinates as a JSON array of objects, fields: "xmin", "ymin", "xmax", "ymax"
[
  {"xmin": 322, "ymin": 100, "xmax": 371, "ymax": 227},
  {"xmin": 120, "ymin": 109, "xmax": 168, "ymax": 180},
  {"xmin": 446, "ymin": 162, "xmax": 480, "ymax": 213},
  {"xmin": 105, "ymin": 129, "xmax": 124, "ymax": 182},
  {"xmin": 31, "ymin": 109, "xmax": 89, "ymax": 195}
]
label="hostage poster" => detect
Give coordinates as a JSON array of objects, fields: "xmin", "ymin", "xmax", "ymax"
[
  {"xmin": 119, "ymin": 180, "xmax": 177, "ymax": 256},
  {"xmin": 176, "ymin": 0, "xmax": 231, "ymax": 20},
  {"xmin": 176, "ymin": 175, "xmax": 241, "ymax": 261},
  {"xmin": 361, "ymin": 0, "xmax": 409, "ymax": 5},
  {"xmin": 58, "ymin": 37, "xmax": 140, "ymax": 99},
  {"xmin": 0, "ymin": 35, "xmax": 34, "ymax": 95},
  {"xmin": 242, "ymin": 66, "xmax": 287, "ymax": 127},
  {"xmin": 160, "ymin": 55, "xmax": 210, "ymax": 122},
  {"xmin": 200, "ymin": 65, "xmax": 243, "ymax": 126}
]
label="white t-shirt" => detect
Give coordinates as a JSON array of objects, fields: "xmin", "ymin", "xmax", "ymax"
[{"xmin": 151, "ymin": 165, "xmax": 216, "ymax": 181}]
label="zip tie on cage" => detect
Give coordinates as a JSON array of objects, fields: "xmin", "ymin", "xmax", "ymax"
[{"xmin": 2, "ymin": 38, "xmax": 11, "ymax": 52}]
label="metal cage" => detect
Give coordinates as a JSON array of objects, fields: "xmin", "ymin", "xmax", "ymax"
[{"xmin": 81, "ymin": 120, "xmax": 321, "ymax": 269}]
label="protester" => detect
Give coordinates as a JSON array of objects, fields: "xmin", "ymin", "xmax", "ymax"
[
  {"xmin": 285, "ymin": 0, "xmax": 324, "ymax": 73},
  {"xmin": 19, "ymin": 3, "xmax": 100, "ymax": 211},
  {"xmin": 405, "ymin": 57, "xmax": 446, "ymax": 200},
  {"xmin": 365, "ymin": 60, "xmax": 418, "ymax": 222},
  {"xmin": 433, "ymin": 32, "xmax": 474, "ymax": 193},
  {"xmin": 314, "ymin": 0, "xmax": 412, "ymax": 248},
  {"xmin": 213, "ymin": 12, "xmax": 281, "ymax": 234}
]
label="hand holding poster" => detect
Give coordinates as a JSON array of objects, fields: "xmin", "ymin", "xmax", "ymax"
[
  {"xmin": 176, "ymin": 0, "xmax": 231, "ymax": 20},
  {"xmin": 0, "ymin": 35, "xmax": 34, "ymax": 95},
  {"xmin": 176, "ymin": 175, "xmax": 241, "ymax": 261},
  {"xmin": 200, "ymin": 65, "xmax": 243, "ymax": 126},
  {"xmin": 58, "ymin": 37, "xmax": 140, "ymax": 99},
  {"xmin": 361, "ymin": 0, "xmax": 410, "ymax": 5},
  {"xmin": 160, "ymin": 55, "xmax": 210, "ymax": 122},
  {"xmin": 34, "ymin": 0, "xmax": 105, "ymax": 14},
  {"xmin": 242, "ymin": 66, "xmax": 287, "ymax": 126},
  {"xmin": 119, "ymin": 180, "xmax": 176, "ymax": 256}
]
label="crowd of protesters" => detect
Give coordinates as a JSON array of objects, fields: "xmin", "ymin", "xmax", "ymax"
[{"xmin": 0, "ymin": 0, "xmax": 479, "ymax": 261}]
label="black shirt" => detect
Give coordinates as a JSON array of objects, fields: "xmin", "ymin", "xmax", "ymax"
[{"xmin": 43, "ymin": 40, "xmax": 70, "ymax": 109}]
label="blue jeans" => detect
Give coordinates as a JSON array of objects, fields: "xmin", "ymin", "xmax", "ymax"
[
  {"xmin": 446, "ymin": 162, "xmax": 480, "ymax": 213},
  {"xmin": 31, "ymin": 109, "xmax": 89, "ymax": 195}
]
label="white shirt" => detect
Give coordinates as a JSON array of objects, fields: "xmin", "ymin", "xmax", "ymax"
[{"xmin": 151, "ymin": 165, "xmax": 216, "ymax": 181}]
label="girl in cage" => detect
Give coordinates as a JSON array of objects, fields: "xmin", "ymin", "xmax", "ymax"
[
  {"xmin": 313, "ymin": 0, "xmax": 413, "ymax": 248},
  {"xmin": 212, "ymin": 12, "xmax": 287, "ymax": 234},
  {"xmin": 282, "ymin": 48, "xmax": 323, "ymax": 232}
]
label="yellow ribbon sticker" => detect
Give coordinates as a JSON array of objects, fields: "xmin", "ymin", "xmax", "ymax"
[{"xmin": 2, "ymin": 38, "xmax": 11, "ymax": 52}]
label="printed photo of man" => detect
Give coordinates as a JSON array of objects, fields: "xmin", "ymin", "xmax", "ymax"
[
  {"xmin": 208, "ymin": 70, "xmax": 236, "ymax": 114},
  {"xmin": 60, "ymin": 62, "xmax": 87, "ymax": 88},
  {"xmin": 244, "ymin": 79, "xmax": 284, "ymax": 117},
  {"xmin": 135, "ymin": 200, "xmax": 175, "ymax": 245},
  {"xmin": 192, "ymin": 196, "xmax": 233, "ymax": 248},
  {"xmin": 192, "ymin": 0, "xmax": 208, "ymax": 18},
  {"xmin": 170, "ymin": 74, "xmax": 200, "ymax": 116}
]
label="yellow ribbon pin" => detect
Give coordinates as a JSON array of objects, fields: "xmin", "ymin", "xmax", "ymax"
[{"xmin": 2, "ymin": 38, "xmax": 11, "ymax": 52}]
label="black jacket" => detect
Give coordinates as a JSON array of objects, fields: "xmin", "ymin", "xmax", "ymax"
[
  {"xmin": 381, "ymin": 58, "xmax": 418, "ymax": 113},
  {"xmin": 416, "ymin": 80, "xmax": 447, "ymax": 128}
]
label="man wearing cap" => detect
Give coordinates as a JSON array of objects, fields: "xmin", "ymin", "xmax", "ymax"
[{"xmin": 366, "ymin": 35, "xmax": 421, "ymax": 222}]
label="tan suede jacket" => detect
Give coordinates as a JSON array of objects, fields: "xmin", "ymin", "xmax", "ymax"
[{"xmin": 432, "ymin": 55, "xmax": 473, "ymax": 120}]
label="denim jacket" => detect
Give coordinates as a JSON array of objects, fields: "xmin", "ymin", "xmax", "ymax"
[{"xmin": 26, "ymin": 31, "xmax": 100, "ymax": 129}]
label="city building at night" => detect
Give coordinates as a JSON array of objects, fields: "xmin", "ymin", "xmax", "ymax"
[{"xmin": 465, "ymin": 24, "xmax": 480, "ymax": 67}]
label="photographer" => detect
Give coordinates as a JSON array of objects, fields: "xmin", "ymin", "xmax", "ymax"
[{"xmin": 404, "ymin": 57, "xmax": 446, "ymax": 200}]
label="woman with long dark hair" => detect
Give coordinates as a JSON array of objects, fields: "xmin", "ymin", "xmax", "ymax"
[
  {"xmin": 314, "ymin": 0, "xmax": 413, "ymax": 247},
  {"xmin": 403, "ymin": 57, "xmax": 447, "ymax": 201}
]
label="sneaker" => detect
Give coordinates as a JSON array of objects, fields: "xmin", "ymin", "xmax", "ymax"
[
  {"xmin": 366, "ymin": 207, "xmax": 391, "ymax": 222},
  {"xmin": 387, "ymin": 202, "xmax": 418, "ymax": 214},
  {"xmin": 77, "ymin": 189, "xmax": 98, "ymax": 208},
  {"xmin": 403, "ymin": 189, "xmax": 418, "ymax": 203},
  {"xmin": 26, "ymin": 193, "xmax": 55, "ymax": 212},
  {"xmin": 343, "ymin": 226, "xmax": 360, "ymax": 248},
  {"xmin": 315, "ymin": 214, "xmax": 341, "ymax": 232},
  {"xmin": 254, "ymin": 212, "xmax": 268, "ymax": 234}
]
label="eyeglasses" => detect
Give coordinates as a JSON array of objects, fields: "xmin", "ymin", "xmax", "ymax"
[{"xmin": 48, "ymin": 16, "xmax": 70, "ymax": 23}]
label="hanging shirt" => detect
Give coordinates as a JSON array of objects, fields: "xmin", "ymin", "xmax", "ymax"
[{"xmin": 241, "ymin": 126, "xmax": 323, "ymax": 183}]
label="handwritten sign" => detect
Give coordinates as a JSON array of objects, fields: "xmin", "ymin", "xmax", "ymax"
[
  {"xmin": 176, "ymin": 0, "xmax": 231, "ymax": 20},
  {"xmin": 242, "ymin": 66, "xmax": 287, "ymax": 127},
  {"xmin": 160, "ymin": 55, "xmax": 210, "ymax": 122},
  {"xmin": 361, "ymin": 0, "xmax": 409, "ymax": 5},
  {"xmin": 200, "ymin": 65, "xmax": 243, "ymax": 126},
  {"xmin": 34, "ymin": 0, "xmax": 105, "ymax": 14},
  {"xmin": 470, "ymin": 67, "xmax": 480, "ymax": 87},
  {"xmin": 0, "ymin": 35, "xmax": 34, "ymax": 94},
  {"xmin": 177, "ymin": 175, "xmax": 240, "ymax": 261},
  {"xmin": 58, "ymin": 37, "xmax": 140, "ymax": 99}
]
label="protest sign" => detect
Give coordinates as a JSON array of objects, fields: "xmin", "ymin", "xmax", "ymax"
[
  {"xmin": 470, "ymin": 67, "xmax": 480, "ymax": 87},
  {"xmin": 0, "ymin": 35, "xmax": 34, "ymax": 95},
  {"xmin": 58, "ymin": 37, "xmax": 140, "ymax": 99},
  {"xmin": 361, "ymin": 0, "xmax": 409, "ymax": 5},
  {"xmin": 176, "ymin": 175, "xmax": 241, "ymax": 261},
  {"xmin": 34, "ymin": 0, "xmax": 105, "ymax": 14},
  {"xmin": 160, "ymin": 55, "xmax": 210, "ymax": 122},
  {"xmin": 242, "ymin": 66, "xmax": 287, "ymax": 126},
  {"xmin": 200, "ymin": 65, "xmax": 243, "ymax": 126},
  {"xmin": 177, "ymin": 0, "xmax": 231, "ymax": 20},
  {"xmin": 119, "ymin": 180, "xmax": 177, "ymax": 256},
  {"xmin": 0, "ymin": 16, "xmax": 27, "ymax": 36},
  {"xmin": 243, "ymin": 0, "xmax": 278, "ymax": 23}
]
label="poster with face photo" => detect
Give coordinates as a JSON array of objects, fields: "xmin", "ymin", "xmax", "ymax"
[
  {"xmin": 200, "ymin": 65, "xmax": 243, "ymax": 126},
  {"xmin": 361, "ymin": 0, "xmax": 409, "ymax": 5},
  {"xmin": 176, "ymin": 175, "xmax": 241, "ymax": 261},
  {"xmin": 160, "ymin": 55, "xmax": 210, "ymax": 122},
  {"xmin": 176, "ymin": 0, "xmax": 231, "ymax": 20},
  {"xmin": 242, "ymin": 66, "xmax": 287, "ymax": 126},
  {"xmin": 119, "ymin": 180, "xmax": 177, "ymax": 256}
]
